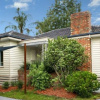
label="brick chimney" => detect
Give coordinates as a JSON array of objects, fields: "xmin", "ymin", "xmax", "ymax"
[{"xmin": 71, "ymin": 11, "xmax": 91, "ymax": 35}]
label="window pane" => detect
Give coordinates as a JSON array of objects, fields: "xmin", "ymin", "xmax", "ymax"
[{"xmin": 0, "ymin": 51, "xmax": 3, "ymax": 66}]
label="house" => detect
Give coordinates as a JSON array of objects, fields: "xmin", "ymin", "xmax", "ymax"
[{"xmin": 0, "ymin": 11, "xmax": 100, "ymax": 84}]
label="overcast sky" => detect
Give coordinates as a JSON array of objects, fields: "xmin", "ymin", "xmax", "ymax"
[{"xmin": 0, "ymin": 0, "xmax": 100, "ymax": 36}]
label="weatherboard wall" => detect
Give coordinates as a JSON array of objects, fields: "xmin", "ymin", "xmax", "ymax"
[
  {"xmin": 0, "ymin": 41, "xmax": 10, "ymax": 84},
  {"xmin": 9, "ymin": 40, "xmax": 36, "ymax": 80}
]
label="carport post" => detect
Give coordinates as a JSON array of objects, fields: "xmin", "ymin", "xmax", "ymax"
[{"xmin": 24, "ymin": 43, "xmax": 26, "ymax": 94}]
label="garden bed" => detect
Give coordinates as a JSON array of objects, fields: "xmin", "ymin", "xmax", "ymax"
[
  {"xmin": 0, "ymin": 86, "xmax": 17, "ymax": 93},
  {"xmin": 0, "ymin": 86, "xmax": 76, "ymax": 99},
  {"xmin": 37, "ymin": 87, "xmax": 76, "ymax": 99}
]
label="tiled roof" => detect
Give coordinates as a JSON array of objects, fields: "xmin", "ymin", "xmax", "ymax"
[
  {"xmin": 33, "ymin": 27, "xmax": 71, "ymax": 39},
  {"xmin": 0, "ymin": 31, "xmax": 33, "ymax": 40},
  {"xmin": 32, "ymin": 26, "xmax": 100, "ymax": 39},
  {"xmin": 91, "ymin": 26, "xmax": 100, "ymax": 32},
  {"xmin": 0, "ymin": 26, "xmax": 100, "ymax": 40}
]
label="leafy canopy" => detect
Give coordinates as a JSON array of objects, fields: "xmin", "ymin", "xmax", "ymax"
[
  {"xmin": 44, "ymin": 37, "xmax": 87, "ymax": 84},
  {"xmin": 5, "ymin": 8, "xmax": 32, "ymax": 34},
  {"xmin": 35, "ymin": 0, "xmax": 81, "ymax": 34}
]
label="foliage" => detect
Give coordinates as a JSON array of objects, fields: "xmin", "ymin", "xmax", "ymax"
[
  {"xmin": 2, "ymin": 82, "xmax": 9, "ymax": 89},
  {"xmin": 11, "ymin": 81, "xmax": 17, "ymax": 86},
  {"xmin": 33, "ymin": 60, "xmax": 41, "ymax": 68},
  {"xmin": 29, "ymin": 63, "xmax": 51, "ymax": 90},
  {"xmin": 44, "ymin": 59, "xmax": 55, "ymax": 73},
  {"xmin": 20, "ymin": 62, "xmax": 31, "ymax": 70},
  {"xmin": 17, "ymin": 81, "xmax": 23, "ymax": 89},
  {"xmin": 45, "ymin": 37, "xmax": 87, "ymax": 84},
  {"xmin": 5, "ymin": 8, "xmax": 32, "ymax": 34},
  {"xmin": 35, "ymin": 0, "xmax": 81, "ymax": 34},
  {"xmin": 65, "ymin": 71, "xmax": 100, "ymax": 98}
]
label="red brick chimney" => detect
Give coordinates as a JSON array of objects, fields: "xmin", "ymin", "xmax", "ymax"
[{"xmin": 71, "ymin": 11, "xmax": 91, "ymax": 35}]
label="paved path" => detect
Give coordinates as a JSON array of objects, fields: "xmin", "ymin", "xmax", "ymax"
[{"xmin": 0, "ymin": 96, "xmax": 19, "ymax": 100}]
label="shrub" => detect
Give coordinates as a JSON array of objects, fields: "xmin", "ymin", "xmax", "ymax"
[
  {"xmin": 44, "ymin": 59, "xmax": 55, "ymax": 73},
  {"xmin": 2, "ymin": 82, "xmax": 9, "ymax": 89},
  {"xmin": 29, "ymin": 63, "xmax": 51, "ymax": 90},
  {"xmin": 17, "ymin": 81, "xmax": 23, "ymax": 89},
  {"xmin": 45, "ymin": 37, "xmax": 87, "ymax": 84},
  {"xmin": 65, "ymin": 71, "xmax": 100, "ymax": 98},
  {"xmin": 11, "ymin": 81, "xmax": 17, "ymax": 86},
  {"xmin": 20, "ymin": 62, "xmax": 31, "ymax": 70},
  {"xmin": 33, "ymin": 72, "xmax": 51, "ymax": 90}
]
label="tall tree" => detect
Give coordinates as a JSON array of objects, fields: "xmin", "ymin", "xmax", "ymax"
[
  {"xmin": 35, "ymin": 0, "xmax": 81, "ymax": 34},
  {"xmin": 5, "ymin": 8, "xmax": 32, "ymax": 34}
]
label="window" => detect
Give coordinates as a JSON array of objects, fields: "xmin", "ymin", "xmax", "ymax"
[{"xmin": 0, "ymin": 51, "xmax": 3, "ymax": 66}]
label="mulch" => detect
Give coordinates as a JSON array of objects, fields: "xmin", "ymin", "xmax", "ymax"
[
  {"xmin": 0, "ymin": 86, "xmax": 17, "ymax": 93},
  {"xmin": 37, "ymin": 87, "xmax": 76, "ymax": 99},
  {"xmin": 0, "ymin": 86, "xmax": 76, "ymax": 99}
]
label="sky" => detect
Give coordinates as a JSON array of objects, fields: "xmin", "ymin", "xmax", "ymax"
[{"xmin": 0, "ymin": 0, "xmax": 100, "ymax": 36}]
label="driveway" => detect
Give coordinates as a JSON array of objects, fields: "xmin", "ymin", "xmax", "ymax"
[{"xmin": 0, "ymin": 96, "xmax": 19, "ymax": 100}]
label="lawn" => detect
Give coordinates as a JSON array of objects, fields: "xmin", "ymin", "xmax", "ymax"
[{"xmin": 0, "ymin": 90, "xmax": 100, "ymax": 100}]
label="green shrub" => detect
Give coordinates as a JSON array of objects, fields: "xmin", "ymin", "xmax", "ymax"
[
  {"xmin": 11, "ymin": 81, "xmax": 17, "ymax": 86},
  {"xmin": 17, "ymin": 81, "xmax": 23, "ymax": 89},
  {"xmin": 29, "ymin": 63, "xmax": 51, "ymax": 90},
  {"xmin": 33, "ymin": 60, "xmax": 41, "ymax": 68},
  {"xmin": 45, "ymin": 37, "xmax": 87, "ymax": 84},
  {"xmin": 44, "ymin": 59, "xmax": 55, "ymax": 73},
  {"xmin": 33, "ymin": 72, "xmax": 51, "ymax": 90},
  {"xmin": 20, "ymin": 62, "xmax": 31, "ymax": 70},
  {"xmin": 2, "ymin": 82, "xmax": 9, "ymax": 89},
  {"xmin": 65, "ymin": 71, "xmax": 100, "ymax": 98}
]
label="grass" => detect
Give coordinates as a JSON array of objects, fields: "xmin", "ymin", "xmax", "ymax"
[
  {"xmin": 0, "ymin": 90, "xmax": 67, "ymax": 100},
  {"xmin": 0, "ymin": 90, "xmax": 100, "ymax": 100}
]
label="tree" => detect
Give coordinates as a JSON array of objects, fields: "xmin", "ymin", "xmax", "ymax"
[
  {"xmin": 44, "ymin": 37, "xmax": 87, "ymax": 84},
  {"xmin": 5, "ymin": 8, "xmax": 32, "ymax": 34},
  {"xmin": 35, "ymin": 0, "xmax": 81, "ymax": 34}
]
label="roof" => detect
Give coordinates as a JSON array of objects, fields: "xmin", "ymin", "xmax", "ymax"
[
  {"xmin": 32, "ymin": 26, "xmax": 100, "ymax": 39},
  {"xmin": 0, "ymin": 26, "xmax": 100, "ymax": 40},
  {"xmin": 33, "ymin": 27, "xmax": 71, "ymax": 39},
  {"xmin": 91, "ymin": 26, "xmax": 100, "ymax": 32},
  {"xmin": 0, "ymin": 31, "xmax": 33, "ymax": 40}
]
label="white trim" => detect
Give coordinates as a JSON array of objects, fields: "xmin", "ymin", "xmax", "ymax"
[
  {"xmin": 20, "ymin": 41, "xmax": 48, "ymax": 46},
  {"xmin": 21, "ymin": 37, "xmax": 50, "ymax": 42},
  {"xmin": 0, "ymin": 37, "xmax": 21, "ymax": 42}
]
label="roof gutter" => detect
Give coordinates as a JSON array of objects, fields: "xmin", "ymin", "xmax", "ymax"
[{"xmin": 67, "ymin": 31, "xmax": 100, "ymax": 38}]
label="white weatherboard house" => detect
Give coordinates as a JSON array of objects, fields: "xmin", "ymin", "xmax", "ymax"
[{"xmin": 1, "ymin": 11, "xmax": 100, "ymax": 84}]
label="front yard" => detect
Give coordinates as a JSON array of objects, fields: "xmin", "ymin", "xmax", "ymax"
[
  {"xmin": 0, "ymin": 90, "xmax": 100, "ymax": 100},
  {"xmin": 0, "ymin": 37, "xmax": 100, "ymax": 100}
]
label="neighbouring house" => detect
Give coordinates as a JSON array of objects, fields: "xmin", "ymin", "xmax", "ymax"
[{"xmin": 0, "ymin": 11, "xmax": 100, "ymax": 85}]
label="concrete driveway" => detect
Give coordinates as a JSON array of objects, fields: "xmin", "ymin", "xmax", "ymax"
[{"xmin": 0, "ymin": 96, "xmax": 19, "ymax": 100}]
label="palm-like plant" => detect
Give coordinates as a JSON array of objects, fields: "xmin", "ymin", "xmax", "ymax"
[{"xmin": 5, "ymin": 8, "xmax": 31, "ymax": 34}]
